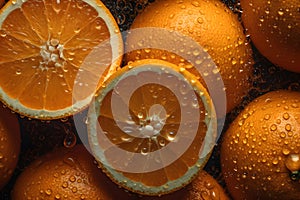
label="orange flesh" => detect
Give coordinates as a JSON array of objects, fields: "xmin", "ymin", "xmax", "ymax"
[
  {"xmin": 97, "ymin": 70, "xmax": 207, "ymax": 187},
  {"xmin": 0, "ymin": 0, "xmax": 112, "ymax": 111}
]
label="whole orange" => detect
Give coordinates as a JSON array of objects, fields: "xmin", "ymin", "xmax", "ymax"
[
  {"xmin": 221, "ymin": 90, "xmax": 300, "ymax": 199},
  {"xmin": 12, "ymin": 145, "xmax": 133, "ymax": 200},
  {"xmin": 0, "ymin": 103, "xmax": 20, "ymax": 189},
  {"xmin": 240, "ymin": 0, "xmax": 300, "ymax": 73},
  {"xmin": 141, "ymin": 170, "xmax": 229, "ymax": 200},
  {"xmin": 125, "ymin": 0, "xmax": 254, "ymax": 113}
]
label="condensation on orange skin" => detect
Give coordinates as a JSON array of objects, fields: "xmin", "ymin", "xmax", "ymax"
[
  {"xmin": 97, "ymin": 71, "xmax": 207, "ymax": 187},
  {"xmin": 0, "ymin": 0, "xmax": 112, "ymax": 111}
]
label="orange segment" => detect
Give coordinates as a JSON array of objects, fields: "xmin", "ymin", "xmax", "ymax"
[
  {"xmin": 0, "ymin": 34, "xmax": 40, "ymax": 63},
  {"xmin": 22, "ymin": 0, "xmax": 49, "ymax": 41},
  {"xmin": 0, "ymin": 0, "xmax": 123, "ymax": 119},
  {"xmin": 88, "ymin": 59, "xmax": 217, "ymax": 195},
  {"xmin": 1, "ymin": 6, "xmax": 43, "ymax": 46},
  {"xmin": 0, "ymin": 56, "xmax": 40, "ymax": 99}
]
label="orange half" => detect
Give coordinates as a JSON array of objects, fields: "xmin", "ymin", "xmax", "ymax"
[
  {"xmin": 88, "ymin": 59, "xmax": 217, "ymax": 195},
  {"xmin": 0, "ymin": 0, "xmax": 123, "ymax": 119}
]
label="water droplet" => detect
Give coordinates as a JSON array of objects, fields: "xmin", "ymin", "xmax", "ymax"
[
  {"xmin": 64, "ymin": 131, "xmax": 77, "ymax": 148},
  {"xmin": 204, "ymin": 180, "xmax": 215, "ymax": 190},
  {"xmin": 62, "ymin": 181, "xmax": 68, "ymax": 188},
  {"xmin": 280, "ymin": 132, "xmax": 286, "ymax": 138},
  {"xmin": 291, "ymin": 103, "xmax": 298, "ymax": 108},
  {"xmin": 137, "ymin": 112, "xmax": 144, "ymax": 119},
  {"xmin": 63, "ymin": 157, "xmax": 75, "ymax": 167},
  {"xmin": 179, "ymin": 83, "xmax": 189, "ymax": 95},
  {"xmin": 278, "ymin": 9, "xmax": 284, "ymax": 16},
  {"xmin": 200, "ymin": 191, "xmax": 210, "ymax": 200},
  {"xmin": 212, "ymin": 68, "xmax": 220, "ymax": 74},
  {"xmin": 141, "ymin": 147, "xmax": 148, "ymax": 155},
  {"xmin": 264, "ymin": 114, "xmax": 270, "ymax": 120},
  {"xmin": 167, "ymin": 131, "xmax": 176, "ymax": 141},
  {"xmin": 15, "ymin": 69, "xmax": 22, "ymax": 75},
  {"xmin": 72, "ymin": 187, "xmax": 77, "ymax": 193},
  {"xmin": 0, "ymin": 30, "xmax": 7, "ymax": 37},
  {"xmin": 270, "ymin": 124, "xmax": 277, "ymax": 131},
  {"xmin": 159, "ymin": 139, "xmax": 166, "ymax": 147},
  {"xmin": 45, "ymin": 189, "xmax": 52, "ymax": 196},
  {"xmin": 285, "ymin": 154, "xmax": 300, "ymax": 172},
  {"xmin": 69, "ymin": 175, "xmax": 76, "ymax": 182},
  {"xmin": 231, "ymin": 58, "xmax": 237, "ymax": 65},
  {"xmin": 197, "ymin": 17, "xmax": 204, "ymax": 24},
  {"xmin": 259, "ymin": 16, "xmax": 265, "ymax": 22},
  {"xmin": 282, "ymin": 112, "xmax": 290, "ymax": 120},
  {"xmin": 272, "ymin": 159, "xmax": 279, "ymax": 165},
  {"xmin": 285, "ymin": 124, "xmax": 292, "ymax": 131},
  {"xmin": 191, "ymin": 1, "xmax": 200, "ymax": 7}
]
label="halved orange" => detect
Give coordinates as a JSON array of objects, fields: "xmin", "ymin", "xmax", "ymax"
[
  {"xmin": 87, "ymin": 59, "xmax": 217, "ymax": 195},
  {"xmin": 0, "ymin": 0, "xmax": 123, "ymax": 119}
]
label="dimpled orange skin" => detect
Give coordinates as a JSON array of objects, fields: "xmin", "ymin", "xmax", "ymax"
[
  {"xmin": 125, "ymin": 0, "xmax": 254, "ymax": 113},
  {"xmin": 0, "ymin": 103, "xmax": 21, "ymax": 190},
  {"xmin": 12, "ymin": 145, "xmax": 133, "ymax": 200},
  {"xmin": 221, "ymin": 90, "xmax": 300, "ymax": 199},
  {"xmin": 240, "ymin": 0, "xmax": 300, "ymax": 73},
  {"xmin": 142, "ymin": 170, "xmax": 229, "ymax": 200}
]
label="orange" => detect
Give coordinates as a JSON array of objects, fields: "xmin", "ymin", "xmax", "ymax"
[
  {"xmin": 240, "ymin": 0, "xmax": 300, "ymax": 73},
  {"xmin": 0, "ymin": 0, "xmax": 123, "ymax": 120},
  {"xmin": 125, "ymin": 0, "xmax": 254, "ymax": 113},
  {"xmin": 141, "ymin": 170, "xmax": 229, "ymax": 199},
  {"xmin": 87, "ymin": 59, "xmax": 217, "ymax": 196},
  {"xmin": 221, "ymin": 90, "xmax": 300, "ymax": 199},
  {"xmin": 0, "ymin": 102, "xmax": 21, "ymax": 189},
  {"xmin": 12, "ymin": 145, "xmax": 133, "ymax": 200}
]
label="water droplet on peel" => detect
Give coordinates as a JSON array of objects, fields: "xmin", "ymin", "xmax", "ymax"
[
  {"xmin": 270, "ymin": 124, "xmax": 277, "ymax": 131},
  {"xmin": 197, "ymin": 17, "xmax": 204, "ymax": 24},
  {"xmin": 264, "ymin": 114, "xmax": 270, "ymax": 120},
  {"xmin": 72, "ymin": 187, "xmax": 78, "ymax": 193},
  {"xmin": 285, "ymin": 154, "xmax": 300, "ymax": 172},
  {"xmin": 62, "ymin": 181, "xmax": 68, "ymax": 188},
  {"xmin": 272, "ymin": 159, "xmax": 279, "ymax": 165},
  {"xmin": 63, "ymin": 131, "xmax": 77, "ymax": 148},
  {"xmin": 204, "ymin": 181, "xmax": 215, "ymax": 190},
  {"xmin": 283, "ymin": 113, "xmax": 290, "ymax": 120},
  {"xmin": 69, "ymin": 175, "xmax": 76, "ymax": 182},
  {"xmin": 192, "ymin": 1, "xmax": 200, "ymax": 7},
  {"xmin": 201, "ymin": 191, "xmax": 210, "ymax": 200},
  {"xmin": 285, "ymin": 124, "xmax": 292, "ymax": 131},
  {"xmin": 280, "ymin": 132, "xmax": 286, "ymax": 138},
  {"xmin": 277, "ymin": 9, "xmax": 284, "ymax": 16},
  {"xmin": 0, "ymin": 30, "xmax": 7, "ymax": 37},
  {"xmin": 45, "ymin": 189, "xmax": 52, "ymax": 196},
  {"xmin": 63, "ymin": 157, "xmax": 75, "ymax": 167}
]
